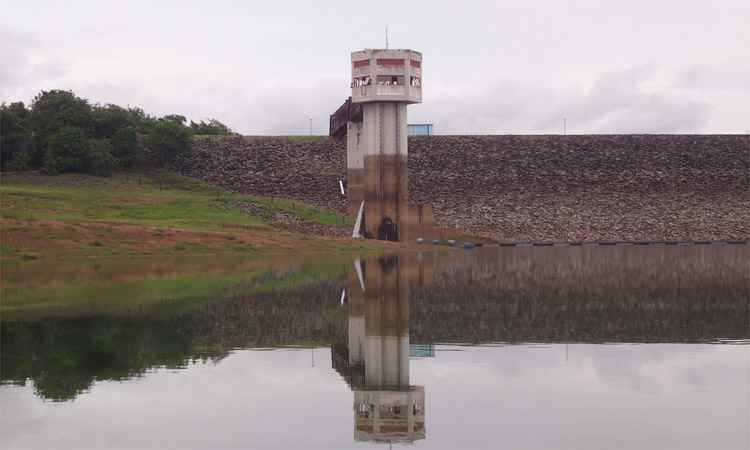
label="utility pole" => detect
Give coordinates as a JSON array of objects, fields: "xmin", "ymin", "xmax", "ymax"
[
  {"xmin": 309, "ymin": 117, "xmax": 312, "ymax": 136},
  {"xmin": 385, "ymin": 27, "xmax": 389, "ymax": 49},
  {"xmin": 563, "ymin": 118, "xmax": 567, "ymax": 135}
]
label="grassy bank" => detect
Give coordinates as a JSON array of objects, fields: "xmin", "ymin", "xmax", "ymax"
[
  {"xmin": 0, "ymin": 172, "xmax": 376, "ymax": 261},
  {"xmin": 1, "ymin": 253, "xmax": 354, "ymax": 320}
]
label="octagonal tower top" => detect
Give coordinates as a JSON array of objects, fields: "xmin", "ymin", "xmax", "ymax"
[{"xmin": 350, "ymin": 49, "xmax": 422, "ymax": 104}]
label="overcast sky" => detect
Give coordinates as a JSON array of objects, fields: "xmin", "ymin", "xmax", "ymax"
[{"xmin": 1, "ymin": 0, "xmax": 749, "ymax": 135}]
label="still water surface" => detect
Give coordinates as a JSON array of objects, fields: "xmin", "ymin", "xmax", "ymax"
[{"xmin": 1, "ymin": 246, "xmax": 748, "ymax": 449}]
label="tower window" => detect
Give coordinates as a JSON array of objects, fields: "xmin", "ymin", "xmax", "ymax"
[
  {"xmin": 376, "ymin": 75, "xmax": 404, "ymax": 86},
  {"xmin": 351, "ymin": 76, "xmax": 372, "ymax": 87}
]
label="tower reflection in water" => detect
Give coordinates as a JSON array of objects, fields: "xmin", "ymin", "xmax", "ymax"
[{"xmin": 332, "ymin": 255, "xmax": 432, "ymax": 444}]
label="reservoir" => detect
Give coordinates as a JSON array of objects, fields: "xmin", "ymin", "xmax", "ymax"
[{"xmin": 1, "ymin": 245, "xmax": 748, "ymax": 450}]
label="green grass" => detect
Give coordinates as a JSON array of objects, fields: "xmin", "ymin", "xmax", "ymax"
[
  {"xmin": 247, "ymin": 195, "xmax": 352, "ymax": 227},
  {"xmin": 0, "ymin": 171, "xmax": 349, "ymax": 232},
  {"xmin": 0, "ymin": 172, "xmax": 269, "ymax": 231},
  {"xmin": 0, "ymin": 172, "xmax": 368, "ymax": 260},
  {"xmin": 285, "ymin": 135, "xmax": 327, "ymax": 142}
]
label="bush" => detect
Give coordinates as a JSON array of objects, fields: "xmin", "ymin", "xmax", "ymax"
[
  {"xmin": 126, "ymin": 107, "xmax": 157, "ymax": 132},
  {"xmin": 162, "ymin": 114, "xmax": 187, "ymax": 125},
  {"xmin": 147, "ymin": 120, "xmax": 193, "ymax": 165},
  {"xmin": 190, "ymin": 119, "xmax": 232, "ymax": 135},
  {"xmin": 87, "ymin": 139, "xmax": 116, "ymax": 176},
  {"xmin": 3, "ymin": 88, "xmax": 229, "ymax": 174},
  {"xmin": 91, "ymin": 104, "xmax": 134, "ymax": 139},
  {"xmin": 7, "ymin": 149, "xmax": 33, "ymax": 171},
  {"xmin": 44, "ymin": 127, "xmax": 90, "ymax": 175},
  {"xmin": 1, "ymin": 102, "xmax": 33, "ymax": 170},
  {"xmin": 111, "ymin": 126, "xmax": 141, "ymax": 168},
  {"xmin": 31, "ymin": 90, "xmax": 92, "ymax": 165}
]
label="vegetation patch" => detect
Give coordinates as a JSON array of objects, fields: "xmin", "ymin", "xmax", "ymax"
[
  {"xmin": 1, "ymin": 89, "xmax": 234, "ymax": 175},
  {"xmin": 0, "ymin": 172, "xmax": 377, "ymax": 260}
]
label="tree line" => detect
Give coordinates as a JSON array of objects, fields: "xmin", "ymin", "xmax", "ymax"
[{"xmin": 0, "ymin": 90, "xmax": 234, "ymax": 176}]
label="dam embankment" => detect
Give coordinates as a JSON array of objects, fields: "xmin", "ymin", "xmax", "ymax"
[{"xmin": 181, "ymin": 135, "xmax": 749, "ymax": 241}]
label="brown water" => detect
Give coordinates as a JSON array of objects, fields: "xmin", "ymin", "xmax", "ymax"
[{"xmin": 1, "ymin": 245, "xmax": 748, "ymax": 449}]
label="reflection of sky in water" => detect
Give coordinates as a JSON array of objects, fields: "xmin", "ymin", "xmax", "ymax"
[{"xmin": 1, "ymin": 344, "xmax": 748, "ymax": 450}]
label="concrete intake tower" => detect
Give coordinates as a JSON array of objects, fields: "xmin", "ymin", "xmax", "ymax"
[{"xmin": 332, "ymin": 48, "xmax": 432, "ymax": 242}]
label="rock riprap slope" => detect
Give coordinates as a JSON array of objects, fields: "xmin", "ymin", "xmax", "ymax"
[{"xmin": 183, "ymin": 135, "xmax": 749, "ymax": 241}]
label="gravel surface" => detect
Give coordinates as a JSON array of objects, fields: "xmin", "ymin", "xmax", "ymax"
[{"xmin": 181, "ymin": 135, "xmax": 750, "ymax": 241}]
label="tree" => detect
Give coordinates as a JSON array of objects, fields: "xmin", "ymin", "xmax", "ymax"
[
  {"xmin": 3, "ymin": 89, "xmax": 230, "ymax": 173},
  {"xmin": 0, "ymin": 102, "xmax": 33, "ymax": 169},
  {"xmin": 91, "ymin": 104, "xmax": 134, "ymax": 139},
  {"xmin": 87, "ymin": 139, "xmax": 116, "ymax": 176},
  {"xmin": 189, "ymin": 118, "xmax": 232, "ymax": 135},
  {"xmin": 147, "ymin": 120, "xmax": 193, "ymax": 165},
  {"xmin": 162, "ymin": 114, "xmax": 187, "ymax": 125},
  {"xmin": 111, "ymin": 126, "xmax": 141, "ymax": 168},
  {"xmin": 126, "ymin": 107, "xmax": 157, "ymax": 133},
  {"xmin": 44, "ymin": 127, "xmax": 90, "ymax": 175},
  {"xmin": 31, "ymin": 90, "xmax": 92, "ymax": 165}
]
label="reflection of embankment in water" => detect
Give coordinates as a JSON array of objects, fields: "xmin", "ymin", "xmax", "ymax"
[
  {"xmin": 2, "ymin": 246, "xmax": 747, "ymax": 401},
  {"xmin": 411, "ymin": 245, "xmax": 750, "ymax": 344}
]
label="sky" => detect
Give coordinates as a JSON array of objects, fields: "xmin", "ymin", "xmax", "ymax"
[{"xmin": 1, "ymin": 0, "xmax": 749, "ymax": 135}]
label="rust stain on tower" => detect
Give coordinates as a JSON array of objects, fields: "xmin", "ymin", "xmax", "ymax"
[{"xmin": 331, "ymin": 48, "xmax": 433, "ymax": 242}]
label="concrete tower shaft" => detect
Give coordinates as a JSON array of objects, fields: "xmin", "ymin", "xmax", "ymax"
[{"xmin": 347, "ymin": 49, "xmax": 428, "ymax": 242}]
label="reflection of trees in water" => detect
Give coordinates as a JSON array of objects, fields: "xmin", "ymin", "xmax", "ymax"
[
  {"xmin": 2, "ymin": 246, "xmax": 747, "ymax": 401},
  {"xmin": 1, "ymin": 318, "xmax": 223, "ymax": 401},
  {"xmin": 1, "ymin": 279, "xmax": 347, "ymax": 401}
]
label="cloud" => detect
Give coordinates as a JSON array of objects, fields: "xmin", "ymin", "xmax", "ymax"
[
  {"xmin": 676, "ymin": 66, "xmax": 750, "ymax": 92},
  {"xmin": 415, "ymin": 67, "xmax": 711, "ymax": 134},
  {"xmin": 2, "ymin": 7, "xmax": 743, "ymax": 135},
  {"xmin": 0, "ymin": 40, "xmax": 716, "ymax": 135},
  {"xmin": 540, "ymin": 67, "xmax": 711, "ymax": 133},
  {"xmin": 0, "ymin": 27, "xmax": 69, "ymax": 102},
  {"xmin": 0, "ymin": 28, "xmax": 37, "ymax": 87},
  {"xmin": 235, "ymin": 78, "xmax": 346, "ymax": 135},
  {"xmin": 68, "ymin": 76, "xmax": 346, "ymax": 135}
]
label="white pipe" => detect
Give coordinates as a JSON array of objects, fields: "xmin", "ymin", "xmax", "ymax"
[{"xmin": 352, "ymin": 200, "xmax": 364, "ymax": 239}]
